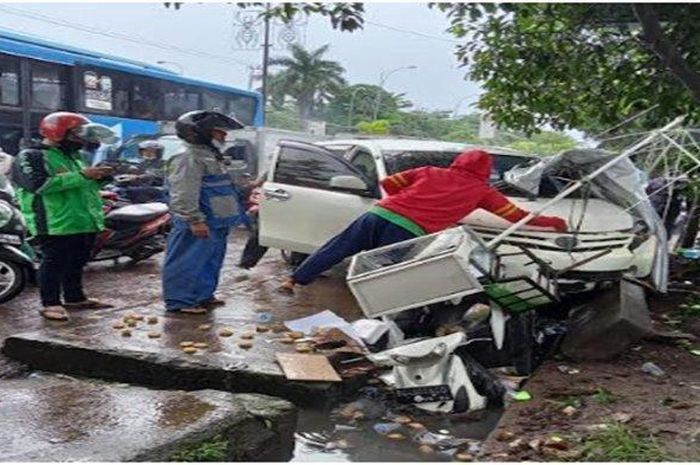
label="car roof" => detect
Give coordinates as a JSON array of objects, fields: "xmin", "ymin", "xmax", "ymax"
[{"xmin": 318, "ymin": 138, "xmax": 531, "ymax": 157}]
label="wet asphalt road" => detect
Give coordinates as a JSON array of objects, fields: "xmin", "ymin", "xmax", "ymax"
[{"xmin": 0, "ymin": 228, "xmax": 363, "ymax": 378}]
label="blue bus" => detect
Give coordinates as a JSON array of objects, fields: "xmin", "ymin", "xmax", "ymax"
[{"xmin": 0, "ymin": 29, "xmax": 263, "ymax": 154}]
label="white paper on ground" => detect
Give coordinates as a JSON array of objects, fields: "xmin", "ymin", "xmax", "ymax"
[{"xmin": 284, "ymin": 309, "xmax": 363, "ymax": 344}]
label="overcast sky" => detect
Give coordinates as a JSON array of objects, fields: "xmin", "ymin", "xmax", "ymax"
[{"xmin": 0, "ymin": 2, "xmax": 482, "ymax": 114}]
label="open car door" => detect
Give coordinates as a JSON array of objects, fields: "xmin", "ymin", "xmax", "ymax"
[{"xmin": 260, "ymin": 140, "xmax": 378, "ymax": 254}]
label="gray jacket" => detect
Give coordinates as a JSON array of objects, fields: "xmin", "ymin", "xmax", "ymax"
[{"xmin": 167, "ymin": 142, "xmax": 240, "ymax": 225}]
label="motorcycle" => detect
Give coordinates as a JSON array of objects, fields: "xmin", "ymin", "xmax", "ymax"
[
  {"xmin": 0, "ymin": 184, "xmax": 35, "ymax": 304},
  {"xmin": 93, "ymin": 191, "xmax": 171, "ymax": 263}
]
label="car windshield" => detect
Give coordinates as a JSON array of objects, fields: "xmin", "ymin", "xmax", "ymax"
[{"xmin": 383, "ymin": 150, "xmax": 536, "ymax": 196}]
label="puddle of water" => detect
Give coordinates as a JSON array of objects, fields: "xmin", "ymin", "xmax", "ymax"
[{"xmin": 292, "ymin": 406, "xmax": 502, "ymax": 462}]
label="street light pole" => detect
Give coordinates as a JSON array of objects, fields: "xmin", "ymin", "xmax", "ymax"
[
  {"xmin": 347, "ymin": 86, "xmax": 364, "ymax": 128},
  {"xmin": 261, "ymin": 3, "xmax": 271, "ymax": 120},
  {"xmin": 372, "ymin": 65, "xmax": 417, "ymax": 121}
]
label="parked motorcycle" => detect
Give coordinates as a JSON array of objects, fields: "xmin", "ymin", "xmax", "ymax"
[
  {"xmin": 0, "ymin": 186, "xmax": 35, "ymax": 304},
  {"xmin": 94, "ymin": 192, "xmax": 171, "ymax": 263}
]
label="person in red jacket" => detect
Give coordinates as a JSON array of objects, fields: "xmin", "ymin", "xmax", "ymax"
[{"xmin": 280, "ymin": 149, "xmax": 567, "ymax": 292}]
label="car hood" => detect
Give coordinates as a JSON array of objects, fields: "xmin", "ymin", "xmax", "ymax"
[{"xmin": 465, "ymin": 197, "xmax": 634, "ymax": 233}]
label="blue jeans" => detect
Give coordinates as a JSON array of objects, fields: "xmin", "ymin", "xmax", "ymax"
[
  {"xmin": 162, "ymin": 218, "xmax": 230, "ymax": 311},
  {"xmin": 292, "ymin": 212, "xmax": 417, "ymax": 285}
]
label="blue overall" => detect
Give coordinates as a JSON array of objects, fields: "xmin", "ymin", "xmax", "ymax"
[
  {"xmin": 163, "ymin": 173, "xmax": 247, "ymax": 311},
  {"xmin": 292, "ymin": 212, "xmax": 418, "ymax": 285}
]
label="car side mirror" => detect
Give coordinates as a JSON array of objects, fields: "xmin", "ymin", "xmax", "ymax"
[{"xmin": 330, "ymin": 175, "xmax": 368, "ymax": 192}]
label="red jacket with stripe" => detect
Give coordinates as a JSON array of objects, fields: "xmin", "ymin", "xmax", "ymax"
[{"xmin": 376, "ymin": 150, "xmax": 567, "ymax": 234}]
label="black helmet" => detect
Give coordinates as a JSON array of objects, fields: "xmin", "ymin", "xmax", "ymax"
[{"xmin": 175, "ymin": 110, "xmax": 244, "ymax": 145}]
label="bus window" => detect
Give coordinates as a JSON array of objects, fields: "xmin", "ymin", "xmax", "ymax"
[
  {"xmin": 227, "ymin": 95, "xmax": 256, "ymax": 126},
  {"xmin": 79, "ymin": 68, "xmax": 130, "ymax": 116},
  {"xmin": 0, "ymin": 110, "xmax": 22, "ymax": 154},
  {"xmin": 0, "ymin": 56, "xmax": 20, "ymax": 107},
  {"xmin": 132, "ymin": 77, "xmax": 163, "ymax": 120},
  {"xmin": 30, "ymin": 61, "xmax": 68, "ymax": 110},
  {"xmin": 202, "ymin": 90, "xmax": 227, "ymax": 113},
  {"xmin": 163, "ymin": 84, "xmax": 200, "ymax": 120}
]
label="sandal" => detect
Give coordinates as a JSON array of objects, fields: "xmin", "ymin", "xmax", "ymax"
[
  {"xmin": 277, "ymin": 278, "xmax": 296, "ymax": 295},
  {"xmin": 64, "ymin": 299, "xmax": 114, "ymax": 310},
  {"xmin": 200, "ymin": 297, "xmax": 226, "ymax": 309},
  {"xmin": 173, "ymin": 307, "xmax": 208, "ymax": 315},
  {"xmin": 39, "ymin": 306, "xmax": 69, "ymax": 321}
]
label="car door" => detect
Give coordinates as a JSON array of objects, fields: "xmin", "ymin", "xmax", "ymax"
[{"xmin": 259, "ymin": 140, "xmax": 379, "ymax": 254}]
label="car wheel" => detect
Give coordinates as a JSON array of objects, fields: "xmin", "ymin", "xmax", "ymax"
[
  {"xmin": 0, "ymin": 259, "xmax": 26, "ymax": 304},
  {"xmin": 280, "ymin": 250, "xmax": 308, "ymax": 267}
]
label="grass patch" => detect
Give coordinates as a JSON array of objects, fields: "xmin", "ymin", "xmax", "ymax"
[
  {"xmin": 170, "ymin": 436, "xmax": 229, "ymax": 462},
  {"xmin": 582, "ymin": 424, "xmax": 670, "ymax": 461},
  {"xmin": 592, "ymin": 388, "xmax": 616, "ymax": 405}
]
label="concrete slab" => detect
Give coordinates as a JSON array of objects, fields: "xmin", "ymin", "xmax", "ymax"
[
  {"xmin": 0, "ymin": 374, "xmax": 296, "ymax": 462},
  {"xmin": 561, "ymin": 280, "xmax": 654, "ymax": 361},
  {"xmin": 1, "ymin": 230, "xmax": 365, "ymax": 406}
]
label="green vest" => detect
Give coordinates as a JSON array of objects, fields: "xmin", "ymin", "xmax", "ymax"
[{"xmin": 16, "ymin": 147, "xmax": 105, "ymax": 236}]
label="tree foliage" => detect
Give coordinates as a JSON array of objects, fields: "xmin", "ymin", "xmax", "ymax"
[
  {"xmin": 322, "ymin": 83, "xmax": 411, "ymax": 128},
  {"xmin": 432, "ymin": 3, "xmax": 700, "ymax": 134},
  {"xmin": 269, "ymin": 44, "xmax": 346, "ymax": 120}
]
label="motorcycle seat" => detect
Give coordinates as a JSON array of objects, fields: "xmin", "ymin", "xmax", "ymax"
[{"xmin": 105, "ymin": 202, "xmax": 169, "ymax": 227}]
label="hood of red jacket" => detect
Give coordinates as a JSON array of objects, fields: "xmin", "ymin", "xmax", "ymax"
[{"xmin": 449, "ymin": 149, "xmax": 492, "ymax": 181}]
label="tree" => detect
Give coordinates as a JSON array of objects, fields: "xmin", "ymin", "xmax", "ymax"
[
  {"xmin": 507, "ymin": 131, "xmax": 578, "ymax": 156},
  {"xmin": 432, "ymin": 3, "xmax": 700, "ymax": 134},
  {"xmin": 323, "ymin": 83, "xmax": 412, "ymax": 129},
  {"xmin": 269, "ymin": 44, "xmax": 346, "ymax": 121}
]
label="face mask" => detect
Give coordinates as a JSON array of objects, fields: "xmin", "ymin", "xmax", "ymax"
[
  {"xmin": 59, "ymin": 139, "xmax": 85, "ymax": 153},
  {"xmin": 212, "ymin": 139, "xmax": 226, "ymax": 152}
]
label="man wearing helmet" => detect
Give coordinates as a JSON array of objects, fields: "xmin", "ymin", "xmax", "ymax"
[
  {"xmin": 12, "ymin": 111, "xmax": 117, "ymax": 321},
  {"xmin": 115, "ymin": 140, "xmax": 167, "ymax": 203},
  {"xmin": 162, "ymin": 110, "xmax": 247, "ymax": 314}
]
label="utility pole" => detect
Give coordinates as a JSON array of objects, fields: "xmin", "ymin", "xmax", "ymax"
[{"xmin": 261, "ymin": 3, "xmax": 271, "ymax": 120}]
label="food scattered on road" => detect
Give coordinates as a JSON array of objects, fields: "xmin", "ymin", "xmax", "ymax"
[
  {"xmin": 218, "ymin": 328, "xmax": 234, "ymax": 337},
  {"xmin": 295, "ymin": 344, "xmax": 312, "ymax": 353},
  {"xmin": 179, "ymin": 341, "xmax": 194, "ymax": 348},
  {"xmin": 240, "ymin": 332, "xmax": 255, "ymax": 340},
  {"xmin": 256, "ymin": 325, "xmax": 270, "ymax": 333},
  {"xmin": 288, "ymin": 331, "xmax": 304, "ymax": 340},
  {"xmin": 238, "ymin": 341, "xmax": 253, "ymax": 349},
  {"xmin": 198, "ymin": 324, "xmax": 212, "ymax": 331},
  {"xmin": 193, "ymin": 342, "xmax": 208, "ymax": 349},
  {"xmin": 386, "ymin": 433, "xmax": 405, "ymax": 441},
  {"xmin": 182, "ymin": 347, "xmax": 197, "ymax": 354},
  {"xmin": 121, "ymin": 330, "xmax": 132, "ymax": 337},
  {"xmin": 126, "ymin": 320, "xmax": 137, "ymax": 328},
  {"xmin": 147, "ymin": 332, "xmax": 161, "ymax": 339},
  {"xmin": 147, "ymin": 316, "xmax": 159, "ymax": 324},
  {"xmin": 112, "ymin": 322, "xmax": 125, "ymax": 330}
]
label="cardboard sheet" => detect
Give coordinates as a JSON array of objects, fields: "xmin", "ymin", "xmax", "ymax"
[{"xmin": 276, "ymin": 353, "xmax": 342, "ymax": 382}]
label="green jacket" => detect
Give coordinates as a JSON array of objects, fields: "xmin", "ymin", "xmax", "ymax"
[{"xmin": 13, "ymin": 146, "xmax": 105, "ymax": 236}]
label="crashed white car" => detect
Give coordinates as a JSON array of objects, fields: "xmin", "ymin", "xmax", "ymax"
[{"xmin": 259, "ymin": 138, "xmax": 656, "ymax": 293}]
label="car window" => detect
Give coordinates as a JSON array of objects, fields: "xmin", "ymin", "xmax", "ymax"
[
  {"xmin": 349, "ymin": 150, "xmax": 379, "ymax": 191},
  {"xmin": 274, "ymin": 145, "xmax": 363, "ymax": 191}
]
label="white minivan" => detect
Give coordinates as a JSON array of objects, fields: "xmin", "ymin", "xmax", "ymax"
[{"xmin": 259, "ymin": 138, "xmax": 656, "ymax": 293}]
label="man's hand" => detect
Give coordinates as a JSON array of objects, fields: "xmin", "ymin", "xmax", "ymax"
[
  {"xmin": 190, "ymin": 221, "xmax": 210, "ymax": 239},
  {"xmin": 83, "ymin": 166, "xmax": 113, "ymax": 180}
]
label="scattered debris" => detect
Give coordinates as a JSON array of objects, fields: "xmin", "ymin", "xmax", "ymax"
[
  {"xmin": 240, "ymin": 332, "xmax": 255, "ymax": 340},
  {"xmin": 611, "ymin": 412, "xmax": 633, "ymax": 424},
  {"xmin": 373, "ymin": 423, "xmax": 402, "ymax": 435},
  {"xmin": 512, "ymin": 391, "xmax": 532, "ymax": 402},
  {"xmin": 256, "ymin": 311, "xmax": 273, "ymax": 323},
  {"xmin": 386, "ymin": 433, "xmax": 406, "ymax": 441},
  {"xmin": 126, "ymin": 320, "xmax": 137, "ymax": 328},
  {"xmin": 295, "ymin": 344, "xmax": 313, "ymax": 353},
  {"xmin": 179, "ymin": 341, "xmax": 194, "ymax": 348},
  {"xmin": 494, "ymin": 430, "xmax": 515, "ymax": 442},
  {"xmin": 256, "ymin": 325, "xmax": 270, "ymax": 333},
  {"xmin": 121, "ymin": 330, "xmax": 132, "ymax": 337},
  {"xmin": 508, "ymin": 438, "xmax": 528, "ymax": 452},
  {"xmin": 147, "ymin": 332, "xmax": 161, "ymax": 339},
  {"xmin": 641, "ymin": 362, "xmax": 666, "ymax": 377},
  {"xmin": 147, "ymin": 316, "xmax": 159, "ymax": 325},
  {"xmin": 528, "ymin": 438, "xmax": 542, "ymax": 451},
  {"xmin": 112, "ymin": 322, "xmax": 125, "ymax": 330},
  {"xmin": 418, "ymin": 444, "xmax": 434, "ymax": 454},
  {"xmin": 218, "ymin": 328, "xmax": 234, "ymax": 337},
  {"xmin": 276, "ymin": 353, "xmax": 342, "ymax": 382},
  {"xmin": 557, "ymin": 364, "xmax": 580, "ymax": 375},
  {"xmin": 193, "ymin": 342, "xmax": 208, "ymax": 349},
  {"xmin": 454, "ymin": 451, "xmax": 474, "ymax": 461},
  {"xmin": 561, "ymin": 405, "xmax": 577, "ymax": 417},
  {"xmin": 238, "ymin": 341, "xmax": 253, "ymax": 350},
  {"xmin": 182, "ymin": 347, "xmax": 197, "ymax": 354},
  {"xmin": 198, "ymin": 324, "xmax": 212, "ymax": 331}
]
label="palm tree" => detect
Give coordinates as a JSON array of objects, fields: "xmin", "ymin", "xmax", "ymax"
[{"xmin": 269, "ymin": 44, "xmax": 346, "ymax": 121}]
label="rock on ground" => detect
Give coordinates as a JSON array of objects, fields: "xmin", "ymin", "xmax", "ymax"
[{"xmin": 0, "ymin": 374, "xmax": 297, "ymax": 462}]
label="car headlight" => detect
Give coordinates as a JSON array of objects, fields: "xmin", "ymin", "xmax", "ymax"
[{"xmin": 0, "ymin": 201, "xmax": 13, "ymax": 228}]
